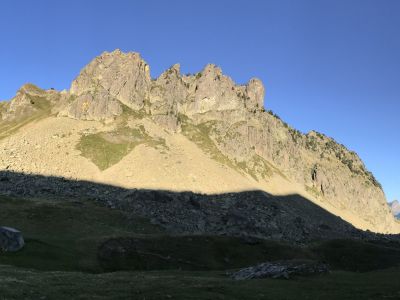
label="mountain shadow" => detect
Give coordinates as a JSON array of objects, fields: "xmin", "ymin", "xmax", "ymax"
[
  {"xmin": 0, "ymin": 170, "xmax": 396, "ymax": 244},
  {"xmin": 1, "ymin": 170, "xmax": 400, "ymax": 274}
]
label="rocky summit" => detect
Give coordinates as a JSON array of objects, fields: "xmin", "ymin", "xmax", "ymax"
[{"xmin": 0, "ymin": 49, "xmax": 398, "ymax": 234}]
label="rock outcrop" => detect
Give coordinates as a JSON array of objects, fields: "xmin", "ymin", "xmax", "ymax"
[
  {"xmin": 70, "ymin": 50, "xmax": 151, "ymax": 113},
  {"xmin": 389, "ymin": 200, "xmax": 400, "ymax": 219},
  {"xmin": 0, "ymin": 226, "xmax": 25, "ymax": 252},
  {"xmin": 59, "ymin": 91, "xmax": 122, "ymax": 122},
  {"xmin": 230, "ymin": 260, "xmax": 329, "ymax": 280},
  {"xmin": 0, "ymin": 49, "xmax": 398, "ymax": 234}
]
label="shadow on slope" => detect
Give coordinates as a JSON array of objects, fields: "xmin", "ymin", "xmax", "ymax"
[
  {"xmin": 0, "ymin": 170, "xmax": 400, "ymax": 273},
  {"xmin": 0, "ymin": 171, "xmax": 362, "ymax": 242}
]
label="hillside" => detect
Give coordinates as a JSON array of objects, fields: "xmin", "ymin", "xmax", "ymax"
[
  {"xmin": 0, "ymin": 49, "xmax": 397, "ymax": 233},
  {"xmin": 1, "ymin": 191, "xmax": 400, "ymax": 299}
]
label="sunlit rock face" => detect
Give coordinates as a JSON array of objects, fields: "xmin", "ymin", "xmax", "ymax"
[
  {"xmin": 0, "ymin": 49, "xmax": 398, "ymax": 234},
  {"xmin": 70, "ymin": 50, "xmax": 151, "ymax": 112}
]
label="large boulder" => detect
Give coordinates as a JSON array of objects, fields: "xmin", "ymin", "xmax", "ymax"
[{"xmin": 0, "ymin": 226, "xmax": 25, "ymax": 252}]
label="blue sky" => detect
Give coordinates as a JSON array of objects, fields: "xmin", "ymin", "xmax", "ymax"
[{"xmin": 0, "ymin": 0, "xmax": 398, "ymax": 201}]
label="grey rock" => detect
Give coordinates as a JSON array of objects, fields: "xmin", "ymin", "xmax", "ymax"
[
  {"xmin": 59, "ymin": 90, "xmax": 122, "ymax": 121},
  {"xmin": 0, "ymin": 226, "xmax": 25, "ymax": 252},
  {"xmin": 230, "ymin": 260, "xmax": 329, "ymax": 280},
  {"xmin": 70, "ymin": 49, "xmax": 151, "ymax": 111}
]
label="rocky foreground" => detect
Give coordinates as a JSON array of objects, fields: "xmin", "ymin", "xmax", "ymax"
[
  {"xmin": 1, "ymin": 171, "xmax": 399, "ymax": 245},
  {"xmin": 1, "ymin": 173, "xmax": 400, "ymax": 299}
]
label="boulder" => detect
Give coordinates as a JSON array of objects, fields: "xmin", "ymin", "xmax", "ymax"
[
  {"xmin": 230, "ymin": 260, "xmax": 329, "ymax": 280},
  {"xmin": 0, "ymin": 226, "xmax": 25, "ymax": 252}
]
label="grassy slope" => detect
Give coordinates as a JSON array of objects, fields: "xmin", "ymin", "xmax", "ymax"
[
  {"xmin": 0, "ymin": 196, "xmax": 163, "ymax": 272},
  {"xmin": 76, "ymin": 126, "xmax": 168, "ymax": 170},
  {"xmin": 1, "ymin": 195, "xmax": 400, "ymax": 299},
  {"xmin": 1, "ymin": 266, "xmax": 400, "ymax": 299},
  {"xmin": 0, "ymin": 94, "xmax": 53, "ymax": 140},
  {"xmin": 0, "ymin": 196, "xmax": 311, "ymax": 273},
  {"xmin": 76, "ymin": 103, "xmax": 168, "ymax": 171}
]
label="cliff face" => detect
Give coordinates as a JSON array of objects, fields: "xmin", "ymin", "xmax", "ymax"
[{"xmin": 0, "ymin": 49, "xmax": 397, "ymax": 233}]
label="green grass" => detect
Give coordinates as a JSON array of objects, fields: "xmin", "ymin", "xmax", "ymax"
[
  {"xmin": 305, "ymin": 185, "xmax": 323, "ymax": 198},
  {"xmin": 181, "ymin": 119, "xmax": 277, "ymax": 181},
  {"xmin": 235, "ymin": 155, "xmax": 273, "ymax": 181},
  {"xmin": 76, "ymin": 133, "xmax": 135, "ymax": 171},
  {"xmin": 2, "ymin": 195, "xmax": 400, "ymax": 274},
  {"xmin": 118, "ymin": 102, "xmax": 149, "ymax": 122},
  {"xmin": 98, "ymin": 236, "xmax": 312, "ymax": 272},
  {"xmin": 0, "ymin": 196, "xmax": 163, "ymax": 272},
  {"xmin": 311, "ymin": 239, "xmax": 400, "ymax": 272},
  {"xmin": 1, "ymin": 195, "xmax": 400, "ymax": 299},
  {"xmin": 76, "ymin": 125, "xmax": 167, "ymax": 170},
  {"xmin": 1, "ymin": 266, "xmax": 400, "ymax": 299},
  {"xmin": 0, "ymin": 195, "xmax": 311, "ymax": 273},
  {"xmin": 0, "ymin": 94, "xmax": 53, "ymax": 140},
  {"xmin": 181, "ymin": 120, "xmax": 235, "ymax": 169}
]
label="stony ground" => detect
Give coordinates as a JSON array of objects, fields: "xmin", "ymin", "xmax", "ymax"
[
  {"xmin": 0, "ymin": 116, "xmax": 389, "ymax": 234},
  {"xmin": 0, "ymin": 171, "xmax": 390, "ymax": 244}
]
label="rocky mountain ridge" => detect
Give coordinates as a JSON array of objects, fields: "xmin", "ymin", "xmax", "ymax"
[{"xmin": 0, "ymin": 49, "xmax": 397, "ymax": 233}]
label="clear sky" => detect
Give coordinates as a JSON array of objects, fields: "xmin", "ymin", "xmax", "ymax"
[{"xmin": 0, "ymin": 0, "xmax": 398, "ymax": 201}]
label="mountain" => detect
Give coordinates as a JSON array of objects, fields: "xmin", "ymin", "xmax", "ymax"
[
  {"xmin": 0, "ymin": 49, "xmax": 397, "ymax": 233},
  {"xmin": 389, "ymin": 200, "xmax": 400, "ymax": 219}
]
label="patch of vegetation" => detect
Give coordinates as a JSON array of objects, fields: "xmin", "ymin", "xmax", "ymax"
[
  {"xmin": 1, "ymin": 266, "xmax": 400, "ymax": 300},
  {"xmin": 118, "ymin": 102, "xmax": 149, "ymax": 123},
  {"xmin": 98, "ymin": 236, "xmax": 311, "ymax": 272},
  {"xmin": 267, "ymin": 109, "xmax": 287, "ymax": 125},
  {"xmin": 77, "ymin": 125, "xmax": 167, "ymax": 171},
  {"xmin": 22, "ymin": 83, "xmax": 45, "ymax": 94},
  {"xmin": 0, "ymin": 195, "xmax": 313, "ymax": 273},
  {"xmin": 76, "ymin": 133, "xmax": 134, "ymax": 171},
  {"xmin": 180, "ymin": 118, "xmax": 278, "ymax": 181},
  {"xmin": 305, "ymin": 185, "xmax": 323, "ymax": 198},
  {"xmin": 0, "ymin": 94, "xmax": 53, "ymax": 140},
  {"xmin": 311, "ymin": 239, "xmax": 400, "ymax": 272},
  {"xmin": 235, "ymin": 155, "xmax": 273, "ymax": 181},
  {"xmin": 315, "ymin": 131, "xmax": 325, "ymax": 139},
  {"xmin": 323, "ymin": 139, "xmax": 382, "ymax": 189},
  {"xmin": 0, "ymin": 196, "xmax": 163, "ymax": 272},
  {"xmin": 181, "ymin": 118, "xmax": 236, "ymax": 169},
  {"xmin": 288, "ymin": 127, "xmax": 303, "ymax": 143},
  {"xmin": 305, "ymin": 135, "xmax": 319, "ymax": 152}
]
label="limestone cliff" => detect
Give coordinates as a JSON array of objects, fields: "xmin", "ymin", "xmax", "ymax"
[{"xmin": 0, "ymin": 49, "xmax": 397, "ymax": 233}]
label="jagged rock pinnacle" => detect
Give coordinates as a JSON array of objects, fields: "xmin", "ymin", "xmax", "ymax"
[{"xmin": 65, "ymin": 50, "xmax": 265, "ymax": 122}]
